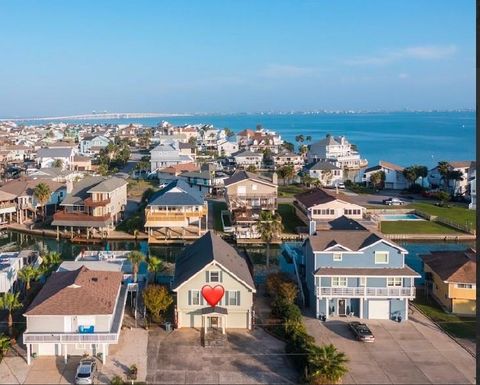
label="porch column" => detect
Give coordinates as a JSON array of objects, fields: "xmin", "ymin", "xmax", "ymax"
[
  {"xmin": 223, "ymin": 315, "xmax": 226, "ymax": 334},
  {"xmin": 204, "ymin": 316, "xmax": 207, "ymax": 334},
  {"xmin": 56, "ymin": 226, "xmax": 59, "ymax": 241},
  {"xmin": 64, "ymin": 344, "xmax": 67, "ymax": 364},
  {"xmin": 316, "ymin": 297, "xmax": 319, "ymax": 318},
  {"xmin": 325, "ymin": 298, "xmax": 329, "ymax": 320},
  {"xmin": 26, "ymin": 343, "xmax": 31, "ymax": 365},
  {"xmin": 404, "ymin": 299, "xmax": 409, "ymax": 321},
  {"xmin": 359, "ymin": 298, "xmax": 364, "ymax": 319},
  {"xmin": 102, "ymin": 344, "xmax": 106, "ymax": 364}
]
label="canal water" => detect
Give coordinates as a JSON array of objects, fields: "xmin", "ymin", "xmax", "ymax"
[{"xmin": 2, "ymin": 231, "xmax": 474, "ymax": 284}]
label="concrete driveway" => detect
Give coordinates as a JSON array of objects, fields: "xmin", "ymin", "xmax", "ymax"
[
  {"xmin": 147, "ymin": 328, "xmax": 298, "ymax": 384},
  {"xmin": 340, "ymin": 189, "xmax": 417, "ymax": 208},
  {"xmin": 304, "ymin": 310, "xmax": 475, "ymax": 384}
]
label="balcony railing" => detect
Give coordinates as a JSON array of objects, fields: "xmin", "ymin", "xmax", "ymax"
[
  {"xmin": 317, "ymin": 286, "xmax": 416, "ymax": 298},
  {"xmin": 84, "ymin": 197, "xmax": 111, "ymax": 207},
  {"xmin": 53, "ymin": 211, "xmax": 111, "ymax": 222},
  {"xmin": 23, "ymin": 332, "xmax": 118, "ymax": 344}
]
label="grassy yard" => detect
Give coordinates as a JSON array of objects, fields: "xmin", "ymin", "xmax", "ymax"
[
  {"xmin": 127, "ymin": 178, "xmax": 158, "ymax": 198},
  {"xmin": 278, "ymin": 184, "xmax": 308, "ymax": 197},
  {"xmin": 277, "ymin": 203, "xmax": 305, "ymax": 233},
  {"xmin": 411, "ymin": 202, "xmax": 476, "ymax": 228},
  {"xmin": 210, "ymin": 200, "xmax": 228, "ymax": 231},
  {"xmin": 413, "ymin": 289, "xmax": 476, "ymax": 340},
  {"xmin": 379, "ymin": 220, "xmax": 462, "ymax": 234}
]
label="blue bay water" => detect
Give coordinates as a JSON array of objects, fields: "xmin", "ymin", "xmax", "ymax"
[{"xmin": 24, "ymin": 111, "xmax": 475, "ymax": 168}]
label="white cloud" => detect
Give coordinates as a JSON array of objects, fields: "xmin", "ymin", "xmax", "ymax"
[
  {"xmin": 345, "ymin": 45, "xmax": 457, "ymax": 66},
  {"xmin": 260, "ymin": 64, "xmax": 317, "ymax": 78}
]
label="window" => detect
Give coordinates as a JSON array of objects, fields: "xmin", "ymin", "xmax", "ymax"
[
  {"xmin": 456, "ymin": 283, "xmax": 474, "ymax": 289},
  {"xmin": 387, "ymin": 277, "xmax": 402, "ymax": 287},
  {"xmin": 252, "ymin": 184, "xmax": 257, "ymax": 191},
  {"xmin": 190, "ymin": 290, "xmax": 200, "ymax": 305},
  {"xmin": 333, "ymin": 253, "xmax": 342, "ymax": 261},
  {"xmin": 375, "ymin": 251, "xmax": 389, "ymax": 264},
  {"xmin": 359, "ymin": 277, "xmax": 366, "ymax": 287},
  {"xmin": 209, "ymin": 271, "xmax": 220, "ymax": 282},
  {"xmin": 226, "ymin": 290, "xmax": 240, "ymax": 306},
  {"xmin": 332, "ymin": 277, "xmax": 347, "ymax": 287}
]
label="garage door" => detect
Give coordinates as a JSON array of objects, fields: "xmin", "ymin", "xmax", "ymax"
[
  {"xmin": 37, "ymin": 343, "xmax": 59, "ymax": 356},
  {"xmin": 368, "ymin": 300, "xmax": 390, "ymax": 319}
]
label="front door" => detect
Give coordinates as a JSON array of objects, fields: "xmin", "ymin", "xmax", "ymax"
[
  {"xmin": 209, "ymin": 316, "xmax": 219, "ymax": 329},
  {"xmin": 338, "ymin": 300, "xmax": 346, "ymax": 316}
]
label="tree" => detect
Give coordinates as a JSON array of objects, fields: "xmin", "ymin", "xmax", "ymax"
[
  {"xmin": 305, "ymin": 135, "xmax": 312, "ymax": 142},
  {"xmin": 307, "ymin": 344, "xmax": 348, "ymax": 385},
  {"xmin": 262, "ymin": 148, "xmax": 273, "ymax": 162},
  {"xmin": 447, "ymin": 169, "xmax": 464, "ymax": 194},
  {"xmin": 255, "ymin": 211, "xmax": 284, "ymax": 269},
  {"xmin": 42, "ymin": 251, "xmax": 62, "ymax": 270},
  {"xmin": 147, "ymin": 256, "xmax": 163, "ymax": 283},
  {"xmin": 295, "ymin": 135, "xmax": 305, "ymax": 144},
  {"xmin": 224, "ymin": 128, "xmax": 235, "ymax": 138},
  {"xmin": 52, "ymin": 159, "xmax": 63, "ymax": 168},
  {"xmin": 283, "ymin": 141, "xmax": 295, "ymax": 152},
  {"xmin": 97, "ymin": 163, "xmax": 109, "ymax": 176},
  {"xmin": 127, "ymin": 251, "xmax": 145, "ymax": 282},
  {"xmin": 437, "ymin": 161, "xmax": 450, "ymax": 189},
  {"xmin": 18, "ymin": 265, "xmax": 40, "ymax": 291},
  {"xmin": 301, "ymin": 174, "xmax": 315, "ymax": 187},
  {"xmin": 246, "ymin": 165, "xmax": 257, "ymax": 173},
  {"xmin": 278, "ymin": 281, "xmax": 298, "ymax": 304},
  {"xmin": 142, "ymin": 285, "xmax": 173, "ymax": 322},
  {"xmin": 435, "ymin": 191, "xmax": 451, "ymax": 206},
  {"xmin": 0, "ymin": 334, "xmax": 11, "ymax": 362},
  {"xmin": 0, "ymin": 292, "xmax": 22, "ymax": 333},
  {"xmin": 278, "ymin": 165, "xmax": 295, "ymax": 185},
  {"xmin": 321, "ymin": 170, "xmax": 333, "ymax": 187},
  {"xmin": 369, "ymin": 170, "xmax": 385, "ymax": 190},
  {"xmin": 402, "ymin": 167, "xmax": 417, "ymax": 188},
  {"xmin": 414, "ymin": 165, "xmax": 428, "ymax": 187},
  {"xmin": 33, "ymin": 182, "xmax": 51, "ymax": 222}
]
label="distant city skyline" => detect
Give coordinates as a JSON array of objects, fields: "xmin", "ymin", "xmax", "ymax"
[{"xmin": 0, "ymin": 0, "xmax": 475, "ymax": 117}]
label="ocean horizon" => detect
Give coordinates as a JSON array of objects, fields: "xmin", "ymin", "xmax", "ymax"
[{"xmin": 19, "ymin": 111, "xmax": 475, "ymax": 168}]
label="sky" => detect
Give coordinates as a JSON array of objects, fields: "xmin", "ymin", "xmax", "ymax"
[{"xmin": 0, "ymin": 0, "xmax": 475, "ymax": 117}]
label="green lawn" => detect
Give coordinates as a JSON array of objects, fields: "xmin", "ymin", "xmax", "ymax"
[
  {"xmin": 277, "ymin": 203, "xmax": 305, "ymax": 233},
  {"xmin": 278, "ymin": 184, "xmax": 308, "ymax": 197},
  {"xmin": 413, "ymin": 290, "xmax": 476, "ymax": 340},
  {"xmin": 411, "ymin": 202, "xmax": 476, "ymax": 228},
  {"xmin": 380, "ymin": 220, "xmax": 462, "ymax": 234},
  {"xmin": 210, "ymin": 201, "xmax": 228, "ymax": 231}
]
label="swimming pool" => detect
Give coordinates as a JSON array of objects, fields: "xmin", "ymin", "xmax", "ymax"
[{"xmin": 380, "ymin": 213, "xmax": 424, "ymax": 221}]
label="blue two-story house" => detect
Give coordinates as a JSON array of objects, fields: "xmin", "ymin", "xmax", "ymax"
[{"xmin": 304, "ymin": 225, "xmax": 420, "ymax": 320}]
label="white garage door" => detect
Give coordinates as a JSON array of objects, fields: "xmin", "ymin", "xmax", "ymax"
[
  {"xmin": 368, "ymin": 300, "xmax": 390, "ymax": 319},
  {"xmin": 37, "ymin": 343, "xmax": 59, "ymax": 356}
]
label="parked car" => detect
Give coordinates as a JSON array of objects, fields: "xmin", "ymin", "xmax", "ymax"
[
  {"xmin": 349, "ymin": 321, "xmax": 375, "ymax": 342},
  {"xmin": 336, "ymin": 182, "xmax": 345, "ymax": 189},
  {"xmin": 382, "ymin": 197, "xmax": 407, "ymax": 206},
  {"xmin": 75, "ymin": 358, "xmax": 97, "ymax": 385}
]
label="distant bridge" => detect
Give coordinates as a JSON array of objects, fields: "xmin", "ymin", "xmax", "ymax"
[{"xmin": 0, "ymin": 112, "xmax": 190, "ymax": 122}]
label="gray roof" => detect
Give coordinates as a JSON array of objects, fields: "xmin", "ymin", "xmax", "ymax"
[
  {"xmin": 172, "ymin": 231, "xmax": 255, "ymax": 291},
  {"xmin": 309, "ymin": 161, "xmax": 340, "ymax": 171},
  {"xmin": 224, "ymin": 170, "xmax": 275, "ymax": 187},
  {"xmin": 61, "ymin": 176, "xmax": 126, "ymax": 206},
  {"xmin": 37, "ymin": 148, "xmax": 74, "ymax": 158},
  {"xmin": 309, "ymin": 230, "xmax": 396, "ymax": 252},
  {"xmin": 233, "ymin": 150, "xmax": 263, "ymax": 158},
  {"xmin": 148, "ymin": 179, "xmax": 204, "ymax": 206},
  {"xmin": 87, "ymin": 177, "xmax": 127, "ymax": 193}
]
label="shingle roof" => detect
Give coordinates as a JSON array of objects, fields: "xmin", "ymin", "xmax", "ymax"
[
  {"xmin": 60, "ymin": 176, "xmax": 126, "ymax": 205},
  {"xmin": 421, "ymin": 248, "xmax": 476, "ymax": 284},
  {"xmin": 37, "ymin": 148, "xmax": 74, "ymax": 158},
  {"xmin": 224, "ymin": 170, "xmax": 275, "ymax": 187},
  {"xmin": 309, "ymin": 230, "xmax": 386, "ymax": 251},
  {"xmin": 148, "ymin": 179, "xmax": 204, "ymax": 206},
  {"xmin": 25, "ymin": 266, "xmax": 123, "ymax": 316},
  {"xmin": 379, "ymin": 160, "xmax": 404, "ymax": 172},
  {"xmin": 295, "ymin": 188, "xmax": 336, "ymax": 208},
  {"xmin": 309, "ymin": 161, "xmax": 340, "ymax": 171},
  {"xmin": 233, "ymin": 150, "xmax": 263, "ymax": 158},
  {"xmin": 87, "ymin": 177, "xmax": 127, "ymax": 193},
  {"xmin": 314, "ymin": 266, "xmax": 420, "ymax": 277},
  {"xmin": 0, "ymin": 179, "xmax": 65, "ymax": 198},
  {"xmin": 172, "ymin": 231, "xmax": 255, "ymax": 291},
  {"xmin": 449, "ymin": 161, "xmax": 473, "ymax": 169}
]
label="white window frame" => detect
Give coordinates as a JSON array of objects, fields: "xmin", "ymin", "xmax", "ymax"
[
  {"xmin": 332, "ymin": 277, "xmax": 347, "ymax": 287},
  {"xmin": 333, "ymin": 253, "xmax": 342, "ymax": 261},
  {"xmin": 456, "ymin": 283, "xmax": 474, "ymax": 289},
  {"xmin": 227, "ymin": 290, "xmax": 240, "ymax": 306},
  {"xmin": 252, "ymin": 184, "xmax": 257, "ymax": 191},
  {"xmin": 209, "ymin": 271, "xmax": 220, "ymax": 282},
  {"xmin": 359, "ymin": 277, "xmax": 366, "ymax": 287},
  {"xmin": 191, "ymin": 290, "xmax": 200, "ymax": 305},
  {"xmin": 387, "ymin": 277, "xmax": 402, "ymax": 287},
  {"xmin": 374, "ymin": 251, "xmax": 389, "ymax": 264}
]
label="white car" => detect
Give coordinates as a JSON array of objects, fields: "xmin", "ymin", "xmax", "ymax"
[
  {"xmin": 75, "ymin": 358, "xmax": 97, "ymax": 385},
  {"xmin": 382, "ymin": 197, "xmax": 407, "ymax": 206}
]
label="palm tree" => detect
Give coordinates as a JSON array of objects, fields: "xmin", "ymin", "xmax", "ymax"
[
  {"xmin": 128, "ymin": 251, "xmax": 146, "ymax": 283},
  {"xmin": 0, "ymin": 334, "xmax": 11, "ymax": 361},
  {"xmin": 307, "ymin": 344, "xmax": 348, "ymax": 384},
  {"xmin": 414, "ymin": 165, "xmax": 428, "ymax": 187},
  {"xmin": 147, "ymin": 256, "xmax": 163, "ymax": 283},
  {"xmin": 41, "ymin": 251, "xmax": 62, "ymax": 270},
  {"xmin": 447, "ymin": 169, "xmax": 464, "ymax": 195},
  {"xmin": 437, "ymin": 161, "xmax": 451, "ymax": 190},
  {"xmin": 402, "ymin": 167, "xmax": 417, "ymax": 188},
  {"xmin": 17, "ymin": 265, "xmax": 40, "ymax": 292},
  {"xmin": 256, "ymin": 211, "xmax": 284, "ymax": 269},
  {"xmin": 33, "ymin": 182, "xmax": 51, "ymax": 223},
  {"xmin": 0, "ymin": 292, "xmax": 22, "ymax": 333},
  {"xmin": 52, "ymin": 159, "xmax": 63, "ymax": 168}
]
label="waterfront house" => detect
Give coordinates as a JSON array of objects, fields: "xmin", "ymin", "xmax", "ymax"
[
  {"xmin": 172, "ymin": 231, "xmax": 256, "ymax": 332},
  {"xmin": 294, "ymin": 188, "xmax": 366, "ymax": 231},
  {"xmin": 428, "ymin": 160, "xmax": 473, "ymax": 195},
  {"xmin": 0, "ymin": 250, "xmax": 40, "ymax": 293},
  {"xmin": 307, "ymin": 134, "xmax": 367, "ymax": 169},
  {"xmin": 304, "ymin": 226, "xmax": 419, "ymax": 320},
  {"xmin": 23, "ymin": 266, "xmax": 126, "ymax": 364},
  {"xmin": 360, "ymin": 160, "xmax": 408, "ymax": 190},
  {"xmin": 217, "ymin": 137, "xmax": 239, "ymax": 157},
  {"xmin": 144, "ymin": 179, "xmax": 208, "ymax": 242},
  {"xmin": 468, "ymin": 161, "xmax": 476, "ymax": 209},
  {"xmin": 150, "ymin": 142, "xmax": 195, "ymax": 173},
  {"xmin": 273, "ymin": 150, "xmax": 304, "ymax": 172},
  {"xmin": 27, "ymin": 167, "xmax": 84, "ymax": 183},
  {"xmin": 422, "ymin": 248, "xmax": 476, "ymax": 316},
  {"xmin": 51, "ymin": 176, "xmax": 127, "ymax": 238},
  {"xmin": 233, "ymin": 150, "xmax": 263, "ymax": 170},
  {"xmin": 79, "ymin": 135, "xmax": 111, "ymax": 155},
  {"xmin": 307, "ymin": 160, "xmax": 344, "ymax": 187},
  {"xmin": 237, "ymin": 128, "xmax": 283, "ymax": 154},
  {"xmin": 36, "ymin": 147, "xmax": 77, "ymax": 170},
  {"xmin": 224, "ymin": 170, "xmax": 278, "ymax": 239},
  {"xmin": 156, "ymin": 163, "xmax": 200, "ymax": 185},
  {"xmin": 198, "ymin": 128, "xmax": 227, "ymax": 151}
]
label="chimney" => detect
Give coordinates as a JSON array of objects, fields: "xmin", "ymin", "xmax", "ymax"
[
  {"xmin": 66, "ymin": 179, "xmax": 73, "ymax": 193},
  {"xmin": 272, "ymin": 172, "xmax": 278, "ymax": 185},
  {"xmin": 309, "ymin": 220, "xmax": 316, "ymax": 235}
]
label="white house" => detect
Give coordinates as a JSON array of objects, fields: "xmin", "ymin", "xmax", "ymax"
[
  {"xmin": 172, "ymin": 232, "xmax": 256, "ymax": 333},
  {"xmin": 361, "ymin": 160, "xmax": 408, "ymax": 190},
  {"xmin": 80, "ymin": 135, "xmax": 111, "ymax": 155},
  {"xmin": 217, "ymin": 138, "xmax": 239, "ymax": 157},
  {"xmin": 233, "ymin": 150, "xmax": 263, "ymax": 169},
  {"xmin": 308, "ymin": 134, "xmax": 367, "ymax": 169},
  {"xmin": 36, "ymin": 148, "xmax": 77, "ymax": 170},
  {"xmin": 469, "ymin": 165, "xmax": 476, "ymax": 209},
  {"xmin": 428, "ymin": 161, "xmax": 473, "ymax": 195},
  {"xmin": 150, "ymin": 142, "xmax": 195, "ymax": 173},
  {"xmin": 308, "ymin": 161, "xmax": 344, "ymax": 187}
]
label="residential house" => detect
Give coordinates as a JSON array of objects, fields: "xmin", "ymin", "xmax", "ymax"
[
  {"xmin": 294, "ymin": 188, "xmax": 366, "ymax": 231},
  {"xmin": 0, "ymin": 250, "xmax": 40, "ymax": 293},
  {"xmin": 36, "ymin": 147, "xmax": 77, "ymax": 170},
  {"xmin": 428, "ymin": 160, "xmax": 473, "ymax": 195},
  {"xmin": 217, "ymin": 137, "xmax": 239, "ymax": 157},
  {"xmin": 198, "ymin": 128, "xmax": 227, "ymax": 151},
  {"xmin": 72, "ymin": 155, "xmax": 92, "ymax": 171},
  {"xmin": 361, "ymin": 161, "xmax": 408, "ymax": 190},
  {"xmin": 51, "ymin": 176, "xmax": 127, "ymax": 238},
  {"xmin": 79, "ymin": 135, "xmax": 111, "ymax": 155},
  {"xmin": 237, "ymin": 129, "xmax": 283, "ymax": 154},
  {"xmin": 273, "ymin": 150, "xmax": 304, "ymax": 172},
  {"xmin": 172, "ymin": 231, "xmax": 256, "ymax": 332},
  {"xmin": 157, "ymin": 163, "xmax": 200, "ymax": 185},
  {"xmin": 23, "ymin": 266, "xmax": 127, "ymax": 364},
  {"xmin": 178, "ymin": 164, "xmax": 230, "ymax": 196},
  {"xmin": 304, "ymin": 226, "xmax": 420, "ymax": 320},
  {"xmin": 307, "ymin": 161, "xmax": 344, "ymax": 187},
  {"xmin": 150, "ymin": 142, "xmax": 195, "ymax": 173},
  {"xmin": 468, "ymin": 161, "xmax": 476, "ymax": 209},
  {"xmin": 224, "ymin": 170, "xmax": 278, "ymax": 239},
  {"xmin": 233, "ymin": 150, "xmax": 263, "ymax": 170},
  {"xmin": 422, "ymin": 248, "xmax": 476, "ymax": 316},
  {"xmin": 307, "ymin": 134, "xmax": 367, "ymax": 169},
  {"xmin": 179, "ymin": 142, "xmax": 197, "ymax": 161},
  {"xmin": 145, "ymin": 179, "xmax": 208, "ymax": 242},
  {"xmin": 27, "ymin": 168, "xmax": 84, "ymax": 183}
]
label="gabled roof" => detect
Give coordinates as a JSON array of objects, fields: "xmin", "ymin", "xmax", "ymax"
[
  {"xmin": 87, "ymin": 177, "xmax": 127, "ymax": 193},
  {"xmin": 379, "ymin": 160, "xmax": 404, "ymax": 172},
  {"xmin": 232, "ymin": 150, "xmax": 263, "ymax": 158},
  {"xmin": 148, "ymin": 179, "xmax": 204, "ymax": 206},
  {"xmin": 37, "ymin": 148, "xmax": 74, "ymax": 158},
  {"xmin": 0, "ymin": 179, "xmax": 65, "ymax": 198},
  {"xmin": 295, "ymin": 188, "xmax": 336, "ymax": 208},
  {"xmin": 61, "ymin": 176, "xmax": 123, "ymax": 205},
  {"xmin": 224, "ymin": 170, "xmax": 276, "ymax": 187},
  {"xmin": 309, "ymin": 161, "xmax": 340, "ymax": 171},
  {"xmin": 172, "ymin": 231, "xmax": 255, "ymax": 291},
  {"xmin": 25, "ymin": 266, "xmax": 122, "ymax": 316},
  {"xmin": 422, "ymin": 248, "xmax": 476, "ymax": 284},
  {"xmin": 158, "ymin": 162, "xmax": 199, "ymax": 175}
]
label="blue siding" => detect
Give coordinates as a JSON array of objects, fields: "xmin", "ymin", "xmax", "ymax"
[
  {"xmin": 321, "ymin": 277, "xmax": 331, "ymax": 286},
  {"xmin": 390, "ymin": 299, "xmax": 406, "ymax": 320},
  {"xmin": 347, "ymin": 277, "xmax": 357, "ymax": 287},
  {"xmin": 367, "ymin": 277, "xmax": 386, "ymax": 287}
]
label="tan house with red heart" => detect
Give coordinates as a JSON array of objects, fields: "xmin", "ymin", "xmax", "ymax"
[{"xmin": 172, "ymin": 231, "xmax": 256, "ymax": 333}]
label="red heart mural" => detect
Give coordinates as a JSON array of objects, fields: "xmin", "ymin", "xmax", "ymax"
[{"xmin": 201, "ymin": 285, "xmax": 225, "ymax": 307}]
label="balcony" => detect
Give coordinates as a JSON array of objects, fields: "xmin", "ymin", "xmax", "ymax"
[
  {"xmin": 0, "ymin": 202, "xmax": 16, "ymax": 214},
  {"xmin": 84, "ymin": 197, "xmax": 111, "ymax": 207},
  {"xmin": 23, "ymin": 332, "xmax": 118, "ymax": 344},
  {"xmin": 317, "ymin": 286, "xmax": 416, "ymax": 298},
  {"xmin": 53, "ymin": 211, "xmax": 111, "ymax": 222}
]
